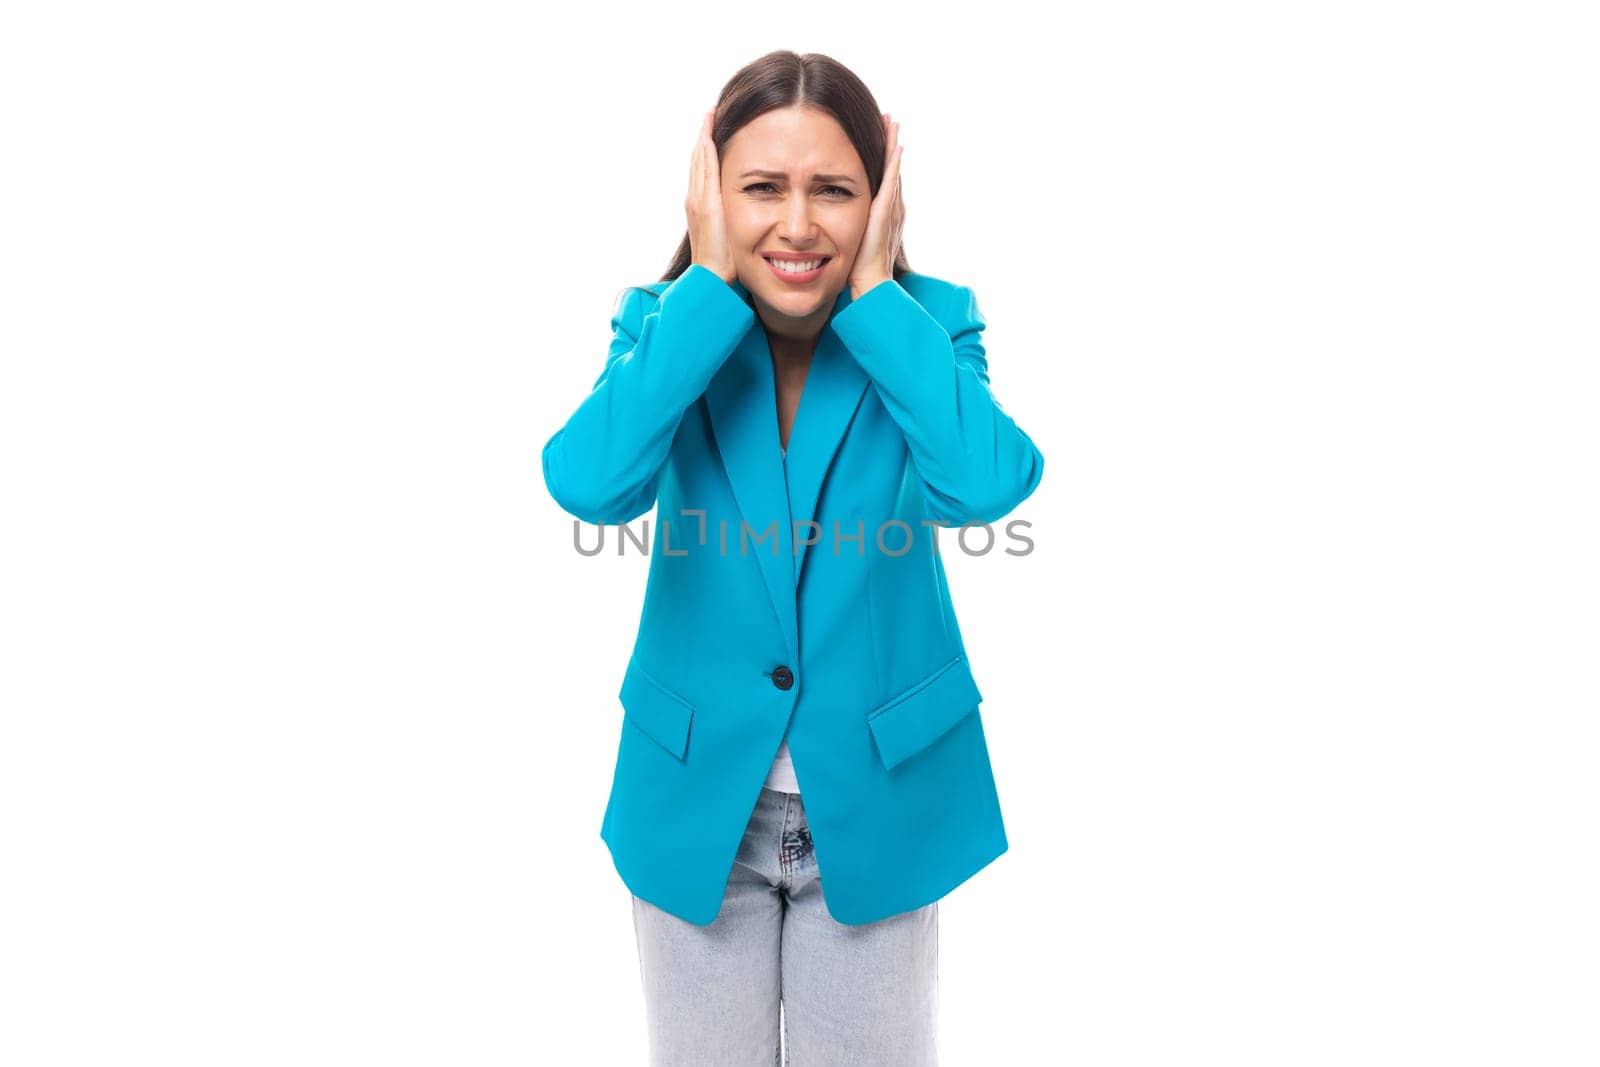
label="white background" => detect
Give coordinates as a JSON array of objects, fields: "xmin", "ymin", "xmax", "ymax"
[{"xmin": 4, "ymin": 1, "xmax": 1596, "ymax": 1063}]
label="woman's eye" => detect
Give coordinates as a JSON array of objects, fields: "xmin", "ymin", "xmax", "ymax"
[{"xmin": 745, "ymin": 183, "xmax": 853, "ymax": 199}]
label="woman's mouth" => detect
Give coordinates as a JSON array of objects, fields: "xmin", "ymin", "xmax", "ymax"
[{"xmin": 763, "ymin": 255, "xmax": 831, "ymax": 285}]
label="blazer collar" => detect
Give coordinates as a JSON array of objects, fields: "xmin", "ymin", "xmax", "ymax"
[{"xmin": 703, "ymin": 282, "xmax": 872, "ymax": 667}]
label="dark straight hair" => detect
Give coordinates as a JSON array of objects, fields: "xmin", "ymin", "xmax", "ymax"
[{"xmin": 622, "ymin": 49, "xmax": 912, "ymax": 307}]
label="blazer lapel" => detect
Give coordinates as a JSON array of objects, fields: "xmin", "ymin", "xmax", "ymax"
[
  {"xmin": 705, "ymin": 323, "xmax": 800, "ymax": 666},
  {"xmin": 705, "ymin": 283, "xmax": 871, "ymax": 664},
  {"xmin": 784, "ymin": 323, "xmax": 870, "ymax": 588}
]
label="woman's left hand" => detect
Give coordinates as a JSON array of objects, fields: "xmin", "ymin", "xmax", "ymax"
[{"xmin": 848, "ymin": 113, "xmax": 904, "ymax": 300}]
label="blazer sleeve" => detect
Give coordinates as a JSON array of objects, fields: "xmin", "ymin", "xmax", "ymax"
[
  {"xmin": 541, "ymin": 264, "xmax": 755, "ymax": 524},
  {"xmin": 829, "ymin": 278, "xmax": 1045, "ymax": 526}
]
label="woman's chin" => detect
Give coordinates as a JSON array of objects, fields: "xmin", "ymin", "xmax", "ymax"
[{"xmin": 756, "ymin": 284, "xmax": 830, "ymax": 316}]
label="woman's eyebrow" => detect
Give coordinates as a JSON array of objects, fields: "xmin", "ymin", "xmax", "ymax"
[{"xmin": 739, "ymin": 169, "xmax": 859, "ymax": 186}]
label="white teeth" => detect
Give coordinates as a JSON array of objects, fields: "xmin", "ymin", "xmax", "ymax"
[{"xmin": 768, "ymin": 257, "xmax": 824, "ymax": 273}]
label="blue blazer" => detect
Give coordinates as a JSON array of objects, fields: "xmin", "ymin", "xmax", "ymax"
[{"xmin": 542, "ymin": 263, "xmax": 1044, "ymax": 926}]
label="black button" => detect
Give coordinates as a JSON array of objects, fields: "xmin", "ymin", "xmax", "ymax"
[{"xmin": 771, "ymin": 666, "xmax": 794, "ymax": 690}]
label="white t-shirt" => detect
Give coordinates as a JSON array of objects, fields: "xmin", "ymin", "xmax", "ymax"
[
  {"xmin": 765, "ymin": 739, "xmax": 800, "ymax": 793},
  {"xmin": 763, "ymin": 445, "xmax": 800, "ymax": 794}
]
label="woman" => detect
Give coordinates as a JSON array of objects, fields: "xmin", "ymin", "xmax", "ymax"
[{"xmin": 542, "ymin": 50, "xmax": 1044, "ymax": 1065}]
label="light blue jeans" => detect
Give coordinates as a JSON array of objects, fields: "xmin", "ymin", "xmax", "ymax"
[{"xmin": 631, "ymin": 786, "xmax": 939, "ymax": 1065}]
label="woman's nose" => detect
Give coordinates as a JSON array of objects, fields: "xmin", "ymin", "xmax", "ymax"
[{"xmin": 781, "ymin": 197, "xmax": 815, "ymax": 238}]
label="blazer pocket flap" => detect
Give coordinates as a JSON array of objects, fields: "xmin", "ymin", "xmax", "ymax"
[
  {"xmin": 867, "ymin": 654, "xmax": 984, "ymax": 771},
  {"xmin": 618, "ymin": 659, "xmax": 695, "ymax": 761}
]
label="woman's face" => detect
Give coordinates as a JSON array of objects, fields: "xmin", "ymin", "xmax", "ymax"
[{"xmin": 719, "ymin": 106, "xmax": 871, "ymax": 338}]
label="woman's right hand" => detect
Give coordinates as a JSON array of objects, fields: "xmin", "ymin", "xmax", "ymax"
[{"xmin": 686, "ymin": 111, "xmax": 737, "ymax": 285}]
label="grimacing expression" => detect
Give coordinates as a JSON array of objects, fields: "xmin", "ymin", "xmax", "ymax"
[{"xmin": 719, "ymin": 106, "xmax": 872, "ymax": 322}]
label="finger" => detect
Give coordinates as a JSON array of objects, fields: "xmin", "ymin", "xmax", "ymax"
[
  {"xmin": 883, "ymin": 143, "xmax": 902, "ymax": 200},
  {"xmin": 883, "ymin": 115, "xmax": 892, "ymax": 192},
  {"xmin": 705, "ymin": 114, "xmax": 722, "ymax": 191},
  {"xmin": 881, "ymin": 121, "xmax": 900, "ymax": 190},
  {"xmin": 891, "ymin": 149, "xmax": 905, "ymax": 228},
  {"xmin": 704, "ymin": 120, "xmax": 717, "ymax": 200},
  {"xmin": 699, "ymin": 112, "xmax": 711, "ymax": 187},
  {"xmin": 691, "ymin": 114, "xmax": 705, "ymax": 196}
]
